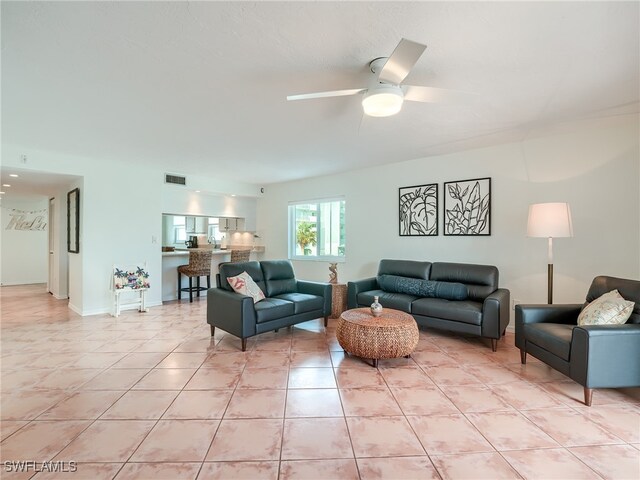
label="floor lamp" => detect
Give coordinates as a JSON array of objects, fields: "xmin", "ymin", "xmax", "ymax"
[{"xmin": 527, "ymin": 203, "xmax": 573, "ymax": 304}]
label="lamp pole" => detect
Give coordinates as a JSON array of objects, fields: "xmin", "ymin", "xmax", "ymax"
[
  {"xmin": 547, "ymin": 237, "xmax": 553, "ymax": 304},
  {"xmin": 527, "ymin": 202, "xmax": 573, "ymax": 306}
]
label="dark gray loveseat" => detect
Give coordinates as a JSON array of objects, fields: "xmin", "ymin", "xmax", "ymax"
[
  {"xmin": 207, "ymin": 260, "xmax": 331, "ymax": 350},
  {"xmin": 348, "ymin": 259, "xmax": 510, "ymax": 351}
]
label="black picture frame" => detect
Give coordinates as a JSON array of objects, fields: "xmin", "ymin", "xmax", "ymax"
[
  {"xmin": 67, "ymin": 188, "xmax": 80, "ymax": 253},
  {"xmin": 443, "ymin": 177, "xmax": 491, "ymax": 236},
  {"xmin": 399, "ymin": 183, "xmax": 438, "ymax": 236}
]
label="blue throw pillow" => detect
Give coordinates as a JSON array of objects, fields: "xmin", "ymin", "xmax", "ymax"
[{"xmin": 377, "ymin": 274, "xmax": 468, "ymax": 300}]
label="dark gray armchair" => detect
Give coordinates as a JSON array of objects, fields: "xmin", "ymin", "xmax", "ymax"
[{"xmin": 515, "ymin": 276, "xmax": 640, "ymax": 406}]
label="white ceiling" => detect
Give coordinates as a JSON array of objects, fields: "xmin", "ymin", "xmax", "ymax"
[
  {"xmin": 2, "ymin": 2, "xmax": 639, "ymax": 185},
  {"xmin": 0, "ymin": 167, "xmax": 80, "ymax": 201}
]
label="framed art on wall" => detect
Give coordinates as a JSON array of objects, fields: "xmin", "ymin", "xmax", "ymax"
[
  {"xmin": 399, "ymin": 183, "xmax": 438, "ymax": 236},
  {"xmin": 67, "ymin": 188, "xmax": 80, "ymax": 253},
  {"xmin": 444, "ymin": 177, "xmax": 491, "ymax": 236}
]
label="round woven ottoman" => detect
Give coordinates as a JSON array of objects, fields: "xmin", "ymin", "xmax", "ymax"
[{"xmin": 336, "ymin": 308, "xmax": 419, "ymax": 367}]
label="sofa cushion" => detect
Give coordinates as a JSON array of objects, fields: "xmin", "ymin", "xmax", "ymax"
[
  {"xmin": 578, "ymin": 290, "xmax": 634, "ymax": 326},
  {"xmin": 357, "ymin": 289, "xmax": 419, "ymax": 312},
  {"xmin": 254, "ymin": 298, "xmax": 295, "ymax": 323},
  {"xmin": 219, "ymin": 261, "xmax": 266, "ymax": 293},
  {"xmin": 261, "ymin": 260, "xmax": 297, "ymax": 297},
  {"xmin": 524, "ymin": 323, "xmax": 574, "ymax": 361},
  {"xmin": 275, "ymin": 293, "xmax": 324, "ymax": 314},
  {"xmin": 378, "ymin": 259, "xmax": 431, "ymax": 280},
  {"xmin": 227, "ymin": 271, "xmax": 265, "ymax": 303},
  {"xmin": 430, "ymin": 262, "xmax": 498, "ymax": 301},
  {"xmin": 377, "ymin": 274, "xmax": 468, "ymax": 300},
  {"xmin": 411, "ymin": 298, "xmax": 483, "ymax": 325},
  {"xmin": 586, "ymin": 276, "xmax": 640, "ymax": 325}
]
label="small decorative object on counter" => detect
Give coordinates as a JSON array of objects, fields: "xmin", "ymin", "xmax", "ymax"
[
  {"xmin": 329, "ymin": 262, "xmax": 338, "ymax": 284},
  {"xmin": 220, "ymin": 235, "xmax": 227, "ymax": 249},
  {"xmin": 370, "ymin": 296, "xmax": 383, "ymax": 317}
]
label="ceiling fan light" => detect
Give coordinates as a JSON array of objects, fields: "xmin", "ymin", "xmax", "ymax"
[{"xmin": 362, "ymin": 86, "xmax": 404, "ymax": 117}]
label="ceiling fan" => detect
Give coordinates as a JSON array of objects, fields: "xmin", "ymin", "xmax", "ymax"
[{"xmin": 287, "ymin": 38, "xmax": 471, "ymax": 118}]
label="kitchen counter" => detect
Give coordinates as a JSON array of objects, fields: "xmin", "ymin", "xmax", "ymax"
[
  {"xmin": 162, "ymin": 249, "xmax": 231, "ymax": 257},
  {"xmin": 162, "ymin": 246, "xmax": 265, "ymax": 257}
]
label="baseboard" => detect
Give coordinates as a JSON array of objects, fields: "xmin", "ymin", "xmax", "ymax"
[
  {"xmin": 53, "ymin": 293, "xmax": 68, "ymax": 300},
  {"xmin": 77, "ymin": 300, "xmax": 163, "ymax": 317},
  {"xmin": 68, "ymin": 302, "xmax": 82, "ymax": 315}
]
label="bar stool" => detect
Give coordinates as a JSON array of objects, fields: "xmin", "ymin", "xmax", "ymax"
[
  {"xmin": 178, "ymin": 250, "xmax": 213, "ymax": 302},
  {"xmin": 230, "ymin": 249, "xmax": 251, "ymax": 262}
]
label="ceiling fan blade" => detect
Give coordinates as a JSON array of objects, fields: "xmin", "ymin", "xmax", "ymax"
[
  {"xmin": 402, "ymin": 85, "xmax": 477, "ymax": 104},
  {"xmin": 378, "ymin": 38, "xmax": 427, "ymax": 85},
  {"xmin": 287, "ymin": 88, "xmax": 365, "ymax": 101}
]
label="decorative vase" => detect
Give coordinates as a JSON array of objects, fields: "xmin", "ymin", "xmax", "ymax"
[
  {"xmin": 329, "ymin": 263, "xmax": 338, "ymax": 284},
  {"xmin": 370, "ymin": 296, "xmax": 383, "ymax": 317}
]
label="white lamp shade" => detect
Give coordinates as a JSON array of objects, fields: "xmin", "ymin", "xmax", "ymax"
[{"xmin": 527, "ymin": 202, "xmax": 573, "ymax": 238}]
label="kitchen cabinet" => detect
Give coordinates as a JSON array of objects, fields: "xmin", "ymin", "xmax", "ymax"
[
  {"xmin": 186, "ymin": 216, "xmax": 208, "ymax": 234},
  {"xmin": 220, "ymin": 217, "xmax": 245, "ymax": 232}
]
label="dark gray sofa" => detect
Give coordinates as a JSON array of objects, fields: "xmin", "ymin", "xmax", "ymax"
[
  {"xmin": 207, "ymin": 260, "xmax": 331, "ymax": 350},
  {"xmin": 516, "ymin": 275, "xmax": 640, "ymax": 406},
  {"xmin": 347, "ymin": 259, "xmax": 510, "ymax": 351}
]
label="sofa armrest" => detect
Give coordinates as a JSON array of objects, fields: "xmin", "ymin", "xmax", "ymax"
[
  {"xmin": 207, "ymin": 288, "xmax": 257, "ymax": 339},
  {"xmin": 481, "ymin": 288, "xmax": 510, "ymax": 339},
  {"xmin": 515, "ymin": 304, "xmax": 582, "ymax": 350},
  {"xmin": 298, "ymin": 280, "xmax": 332, "ymax": 316},
  {"xmin": 347, "ymin": 277, "xmax": 378, "ymax": 308},
  {"xmin": 570, "ymin": 324, "xmax": 640, "ymax": 388}
]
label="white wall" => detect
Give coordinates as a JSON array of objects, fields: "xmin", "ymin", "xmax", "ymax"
[
  {"xmin": 257, "ymin": 115, "xmax": 640, "ymax": 311},
  {"xmin": 162, "ymin": 188, "xmax": 258, "ymax": 231},
  {"xmin": 1, "ymin": 145, "xmax": 260, "ymax": 315},
  {"xmin": 0, "ymin": 196, "xmax": 49, "ymax": 285}
]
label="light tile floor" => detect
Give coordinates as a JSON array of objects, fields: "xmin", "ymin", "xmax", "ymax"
[{"xmin": 1, "ymin": 284, "xmax": 639, "ymax": 479}]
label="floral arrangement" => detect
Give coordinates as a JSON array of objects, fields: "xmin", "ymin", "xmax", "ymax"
[{"xmin": 114, "ymin": 266, "xmax": 150, "ymax": 290}]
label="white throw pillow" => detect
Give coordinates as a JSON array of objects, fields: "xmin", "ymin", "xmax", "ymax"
[
  {"xmin": 227, "ymin": 271, "xmax": 265, "ymax": 304},
  {"xmin": 577, "ymin": 289, "xmax": 634, "ymax": 326}
]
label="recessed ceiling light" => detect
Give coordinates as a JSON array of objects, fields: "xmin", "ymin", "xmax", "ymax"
[
  {"xmin": 9, "ymin": 174, "xmax": 18, "ymax": 178},
  {"xmin": 0, "ymin": 192, "xmax": 5, "ymax": 195},
  {"xmin": 231, "ymin": 194, "xmax": 237, "ymax": 197},
  {"xmin": 195, "ymin": 190, "xmax": 201, "ymax": 193},
  {"xmin": 2, "ymin": 184, "xmax": 10, "ymax": 187}
]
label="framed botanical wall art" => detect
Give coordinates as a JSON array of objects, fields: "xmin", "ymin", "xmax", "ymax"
[
  {"xmin": 444, "ymin": 177, "xmax": 491, "ymax": 236},
  {"xmin": 67, "ymin": 188, "xmax": 80, "ymax": 253},
  {"xmin": 399, "ymin": 183, "xmax": 438, "ymax": 236}
]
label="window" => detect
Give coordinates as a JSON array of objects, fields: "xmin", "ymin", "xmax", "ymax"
[
  {"xmin": 207, "ymin": 218, "xmax": 224, "ymax": 244},
  {"xmin": 289, "ymin": 198, "xmax": 345, "ymax": 261},
  {"xmin": 173, "ymin": 216, "xmax": 186, "ymax": 243}
]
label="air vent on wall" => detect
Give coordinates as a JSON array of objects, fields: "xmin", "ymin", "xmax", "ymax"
[{"xmin": 165, "ymin": 173, "xmax": 186, "ymax": 186}]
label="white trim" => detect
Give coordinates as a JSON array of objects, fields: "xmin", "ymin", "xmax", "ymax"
[
  {"xmin": 287, "ymin": 195, "xmax": 345, "ymax": 206},
  {"xmin": 290, "ymin": 255, "xmax": 346, "ymax": 263},
  {"xmin": 68, "ymin": 301, "xmax": 82, "ymax": 315}
]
